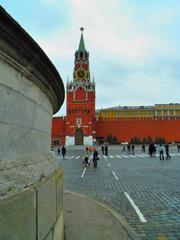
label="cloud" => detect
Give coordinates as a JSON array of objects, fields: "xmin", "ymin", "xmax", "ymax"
[
  {"xmin": 38, "ymin": 0, "xmax": 179, "ymax": 64},
  {"xmin": 32, "ymin": 0, "xmax": 180, "ymax": 116}
]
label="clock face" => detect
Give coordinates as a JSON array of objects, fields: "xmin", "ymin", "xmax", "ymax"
[{"xmin": 76, "ymin": 69, "xmax": 86, "ymax": 79}]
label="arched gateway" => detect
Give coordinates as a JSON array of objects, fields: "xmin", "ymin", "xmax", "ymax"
[{"xmin": 75, "ymin": 129, "xmax": 84, "ymax": 145}]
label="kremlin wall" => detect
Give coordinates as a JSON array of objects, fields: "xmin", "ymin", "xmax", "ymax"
[{"xmin": 51, "ymin": 30, "xmax": 180, "ymax": 146}]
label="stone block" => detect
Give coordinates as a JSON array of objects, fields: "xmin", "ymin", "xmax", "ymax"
[
  {"xmin": 37, "ymin": 177, "xmax": 56, "ymax": 240},
  {"xmin": 53, "ymin": 209, "xmax": 64, "ymax": 240},
  {"xmin": 55, "ymin": 170, "xmax": 64, "ymax": 216},
  {"xmin": 0, "ymin": 188, "xmax": 36, "ymax": 240}
]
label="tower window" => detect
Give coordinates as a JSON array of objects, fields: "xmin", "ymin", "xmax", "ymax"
[{"xmin": 80, "ymin": 51, "xmax": 83, "ymax": 58}]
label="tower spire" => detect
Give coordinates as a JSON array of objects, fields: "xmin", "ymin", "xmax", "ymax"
[{"xmin": 78, "ymin": 27, "xmax": 85, "ymax": 52}]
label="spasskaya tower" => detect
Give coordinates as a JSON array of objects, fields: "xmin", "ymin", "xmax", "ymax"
[{"xmin": 66, "ymin": 28, "xmax": 96, "ymax": 145}]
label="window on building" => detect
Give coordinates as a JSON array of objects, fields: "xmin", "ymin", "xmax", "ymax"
[
  {"xmin": 53, "ymin": 139, "xmax": 59, "ymax": 145},
  {"xmin": 76, "ymin": 118, "xmax": 82, "ymax": 127},
  {"xmin": 80, "ymin": 51, "xmax": 83, "ymax": 58}
]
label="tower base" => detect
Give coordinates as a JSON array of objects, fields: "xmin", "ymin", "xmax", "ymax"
[{"xmin": 65, "ymin": 136, "xmax": 93, "ymax": 146}]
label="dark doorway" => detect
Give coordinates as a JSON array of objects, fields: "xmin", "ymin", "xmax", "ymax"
[{"xmin": 75, "ymin": 128, "xmax": 84, "ymax": 145}]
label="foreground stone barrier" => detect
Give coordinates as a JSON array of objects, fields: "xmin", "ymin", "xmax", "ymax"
[{"xmin": 0, "ymin": 6, "xmax": 65, "ymax": 240}]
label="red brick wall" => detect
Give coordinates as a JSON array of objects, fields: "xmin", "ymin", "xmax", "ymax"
[
  {"xmin": 51, "ymin": 117, "xmax": 66, "ymax": 145},
  {"xmin": 51, "ymin": 117, "xmax": 180, "ymax": 144},
  {"xmin": 95, "ymin": 119, "xmax": 180, "ymax": 143}
]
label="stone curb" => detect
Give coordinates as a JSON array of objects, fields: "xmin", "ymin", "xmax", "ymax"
[{"xmin": 64, "ymin": 190, "xmax": 140, "ymax": 240}]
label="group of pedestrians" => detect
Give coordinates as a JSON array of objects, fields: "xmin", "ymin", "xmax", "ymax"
[
  {"xmin": 83, "ymin": 147, "xmax": 99, "ymax": 168},
  {"xmin": 148, "ymin": 143, "xmax": 170, "ymax": 160},
  {"xmin": 120, "ymin": 142, "xmax": 172, "ymax": 160},
  {"xmin": 148, "ymin": 143, "xmax": 156, "ymax": 157},
  {"xmin": 122, "ymin": 144, "xmax": 135, "ymax": 155},
  {"xmin": 55, "ymin": 141, "xmax": 174, "ymax": 163},
  {"xmin": 158, "ymin": 143, "xmax": 170, "ymax": 160},
  {"xmin": 57, "ymin": 145, "xmax": 66, "ymax": 159},
  {"xmin": 101, "ymin": 142, "xmax": 109, "ymax": 156}
]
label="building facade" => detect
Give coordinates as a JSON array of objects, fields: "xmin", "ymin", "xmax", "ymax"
[
  {"xmin": 52, "ymin": 31, "xmax": 180, "ymax": 146},
  {"xmin": 96, "ymin": 104, "xmax": 180, "ymax": 120}
]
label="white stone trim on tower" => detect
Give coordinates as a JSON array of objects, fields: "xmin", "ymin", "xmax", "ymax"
[
  {"xmin": 84, "ymin": 136, "xmax": 93, "ymax": 145},
  {"xmin": 65, "ymin": 136, "xmax": 75, "ymax": 145}
]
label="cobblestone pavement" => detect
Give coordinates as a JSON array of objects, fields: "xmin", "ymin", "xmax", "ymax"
[{"xmin": 54, "ymin": 146, "xmax": 180, "ymax": 240}]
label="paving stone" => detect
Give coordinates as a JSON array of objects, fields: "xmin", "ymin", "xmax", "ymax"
[{"xmin": 57, "ymin": 146, "xmax": 180, "ymax": 240}]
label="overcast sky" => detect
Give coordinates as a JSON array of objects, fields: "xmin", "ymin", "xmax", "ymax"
[{"xmin": 1, "ymin": 0, "xmax": 180, "ymax": 116}]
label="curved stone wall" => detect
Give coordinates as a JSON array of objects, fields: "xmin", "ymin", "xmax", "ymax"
[
  {"xmin": 0, "ymin": 56, "xmax": 53, "ymax": 162},
  {"xmin": 0, "ymin": 6, "xmax": 65, "ymax": 240}
]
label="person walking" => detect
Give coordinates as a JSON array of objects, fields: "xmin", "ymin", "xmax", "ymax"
[
  {"xmin": 142, "ymin": 144, "xmax": 145, "ymax": 153},
  {"xmin": 148, "ymin": 143, "xmax": 153, "ymax": 157},
  {"xmin": 122, "ymin": 145, "xmax": 126, "ymax": 152},
  {"xmin": 83, "ymin": 154, "xmax": 89, "ymax": 167},
  {"xmin": 93, "ymin": 149, "xmax": 99, "ymax": 168},
  {"xmin": 127, "ymin": 144, "xmax": 131, "ymax": 154},
  {"xmin": 61, "ymin": 145, "xmax": 66, "ymax": 159},
  {"xmin": 104, "ymin": 143, "xmax": 108, "ymax": 156},
  {"xmin": 131, "ymin": 145, "xmax": 135, "ymax": 155},
  {"xmin": 57, "ymin": 147, "xmax": 60, "ymax": 155},
  {"xmin": 159, "ymin": 144, "xmax": 164, "ymax": 160},
  {"xmin": 101, "ymin": 143, "xmax": 104, "ymax": 155},
  {"xmin": 165, "ymin": 143, "xmax": 170, "ymax": 159},
  {"xmin": 152, "ymin": 143, "xmax": 156, "ymax": 157},
  {"xmin": 177, "ymin": 144, "xmax": 180, "ymax": 153}
]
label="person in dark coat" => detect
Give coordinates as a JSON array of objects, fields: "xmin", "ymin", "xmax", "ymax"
[
  {"xmin": 57, "ymin": 147, "xmax": 60, "ymax": 155},
  {"xmin": 142, "ymin": 144, "xmax": 145, "ymax": 152},
  {"xmin": 131, "ymin": 145, "xmax": 135, "ymax": 155},
  {"xmin": 61, "ymin": 145, "xmax": 66, "ymax": 159},
  {"xmin": 165, "ymin": 143, "xmax": 170, "ymax": 159},
  {"xmin": 93, "ymin": 149, "xmax": 99, "ymax": 168},
  {"xmin": 127, "ymin": 144, "xmax": 131, "ymax": 154},
  {"xmin": 104, "ymin": 143, "xmax": 108, "ymax": 156},
  {"xmin": 152, "ymin": 143, "xmax": 156, "ymax": 157},
  {"xmin": 177, "ymin": 144, "xmax": 180, "ymax": 153},
  {"xmin": 148, "ymin": 143, "xmax": 153, "ymax": 157},
  {"xmin": 101, "ymin": 144, "xmax": 104, "ymax": 155}
]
